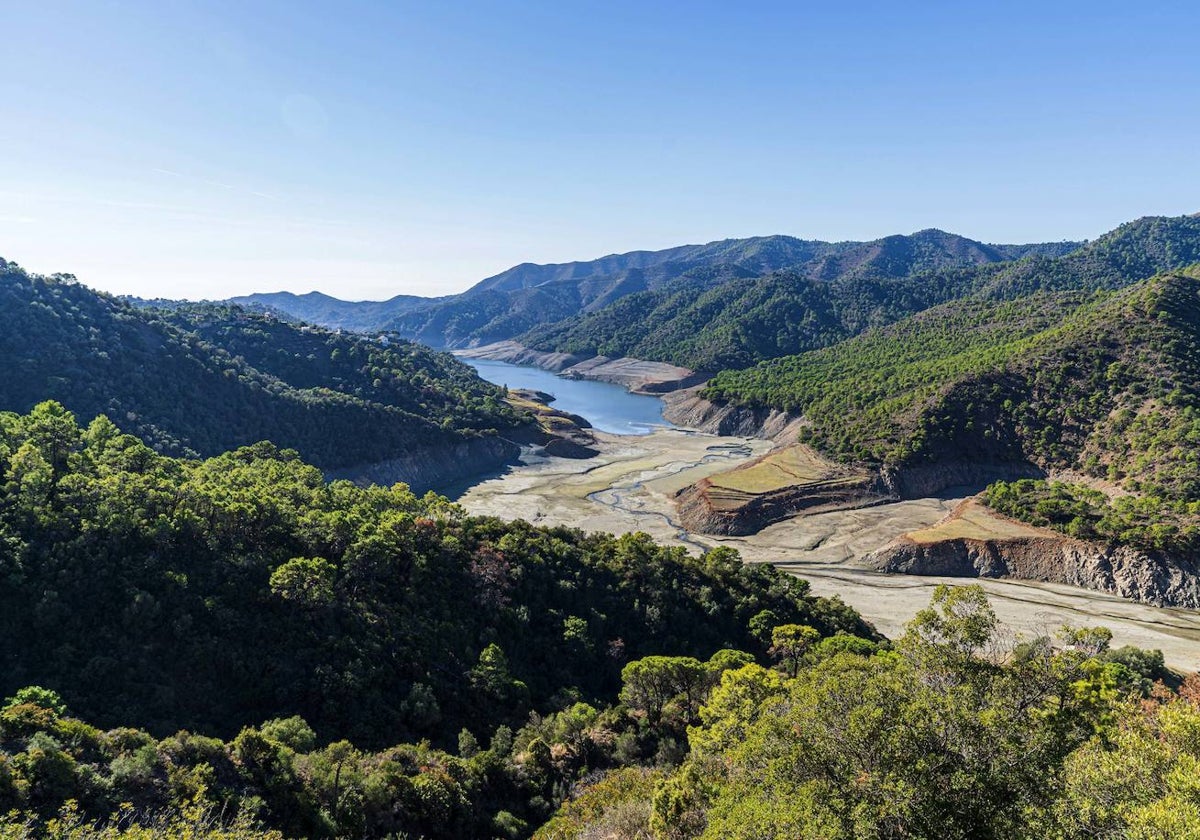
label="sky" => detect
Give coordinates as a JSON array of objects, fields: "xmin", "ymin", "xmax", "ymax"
[{"xmin": 2, "ymin": 1, "xmax": 1199, "ymax": 300}]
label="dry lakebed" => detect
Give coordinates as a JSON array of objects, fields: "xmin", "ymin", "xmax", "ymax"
[{"xmin": 456, "ymin": 426, "xmax": 1200, "ymax": 671}]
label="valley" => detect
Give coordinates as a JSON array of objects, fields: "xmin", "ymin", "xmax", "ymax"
[
  {"xmin": 7, "ymin": 216, "xmax": 1200, "ymax": 838},
  {"xmin": 457, "ymin": 360, "xmax": 1200, "ymax": 671},
  {"xmin": 10, "ymin": 5, "xmax": 1200, "ymax": 834}
]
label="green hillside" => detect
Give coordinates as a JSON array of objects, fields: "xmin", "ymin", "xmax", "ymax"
[
  {"xmin": 522, "ymin": 215, "xmax": 1200, "ymax": 371},
  {"xmin": 540, "ymin": 587, "xmax": 1186, "ymax": 840},
  {"xmin": 0, "ymin": 262, "xmax": 527, "ymax": 474},
  {"xmin": 0, "ymin": 402, "xmax": 866, "ymax": 836},
  {"xmin": 234, "ymin": 230, "xmax": 1075, "ymax": 351},
  {"xmin": 706, "ymin": 268, "xmax": 1200, "ymax": 553},
  {"xmin": 519, "ymin": 263, "xmax": 977, "ymax": 371}
]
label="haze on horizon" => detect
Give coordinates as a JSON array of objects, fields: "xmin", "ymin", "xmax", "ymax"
[{"xmin": 3, "ymin": 1, "xmax": 1199, "ymax": 301}]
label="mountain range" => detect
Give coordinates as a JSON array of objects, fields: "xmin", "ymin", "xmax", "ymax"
[{"xmin": 234, "ymin": 229, "xmax": 1083, "ymax": 357}]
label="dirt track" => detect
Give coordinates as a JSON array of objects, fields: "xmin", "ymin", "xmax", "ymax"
[{"xmin": 456, "ymin": 428, "xmax": 1200, "ymax": 670}]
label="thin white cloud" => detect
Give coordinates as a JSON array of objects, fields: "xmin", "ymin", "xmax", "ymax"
[{"xmin": 151, "ymin": 167, "xmax": 279, "ymax": 201}]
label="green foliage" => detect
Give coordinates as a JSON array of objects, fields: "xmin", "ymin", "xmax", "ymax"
[
  {"xmin": 3, "ymin": 688, "xmax": 66, "ymax": 717},
  {"xmin": 640, "ymin": 586, "xmax": 1155, "ymax": 840},
  {"xmin": 532, "ymin": 767, "xmax": 664, "ymax": 840},
  {"xmin": 1055, "ymin": 681, "xmax": 1200, "ymax": 839},
  {"xmin": 0, "ymin": 263, "xmax": 528, "ymax": 477},
  {"xmin": 0, "ymin": 402, "xmax": 867, "ymax": 837},
  {"xmin": 524, "ymin": 216, "xmax": 1200, "ymax": 372},
  {"xmin": 268, "ymin": 557, "xmax": 336, "ymax": 608},
  {"xmin": 707, "ymin": 267, "xmax": 1200, "ymax": 556},
  {"xmin": 768, "ymin": 624, "xmax": 820, "ymax": 677},
  {"xmin": 521, "ymin": 231, "xmax": 1013, "ymax": 372}
]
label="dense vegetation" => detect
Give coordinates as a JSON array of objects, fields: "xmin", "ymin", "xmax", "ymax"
[
  {"xmin": 226, "ymin": 215, "xmax": 1199, "ymax": 374},
  {"xmin": 523, "ymin": 215, "xmax": 1200, "ymax": 371},
  {"xmin": 5, "ymin": 216, "xmax": 1200, "ymax": 838},
  {"xmin": 0, "ymin": 402, "xmax": 868, "ymax": 836},
  {"xmin": 0, "ymin": 262, "xmax": 528, "ymax": 474},
  {"xmin": 706, "ymin": 267, "xmax": 1200, "ymax": 555},
  {"xmin": 520, "ymin": 262, "xmax": 989, "ymax": 372},
  {"xmin": 415, "ymin": 230, "xmax": 1077, "ymax": 357},
  {"xmin": 535, "ymin": 586, "xmax": 1189, "ymax": 840},
  {"xmin": 240, "ymin": 230, "xmax": 1078, "ymax": 353},
  {"xmin": 1, "ymin": 585, "xmax": 1184, "ymax": 839}
]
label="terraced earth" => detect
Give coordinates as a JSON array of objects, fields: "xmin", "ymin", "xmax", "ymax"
[{"xmin": 675, "ymin": 443, "xmax": 883, "ymax": 534}]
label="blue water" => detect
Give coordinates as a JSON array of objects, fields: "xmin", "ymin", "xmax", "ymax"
[{"xmin": 464, "ymin": 358, "xmax": 672, "ymax": 435}]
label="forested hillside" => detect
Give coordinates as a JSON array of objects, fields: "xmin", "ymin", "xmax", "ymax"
[
  {"xmin": 706, "ymin": 267, "xmax": 1200, "ymax": 555},
  {"xmin": 519, "ymin": 262, "xmax": 972, "ymax": 371},
  {"xmin": 522, "ymin": 215, "xmax": 1200, "ymax": 371},
  {"xmin": 0, "ymin": 261, "xmax": 528, "ymax": 475},
  {"xmin": 0, "ymin": 402, "xmax": 866, "ymax": 837},
  {"xmin": 0, "ymin": 570, "xmax": 1183, "ymax": 837},
  {"xmin": 235, "ymin": 230, "xmax": 1076, "ymax": 352}
]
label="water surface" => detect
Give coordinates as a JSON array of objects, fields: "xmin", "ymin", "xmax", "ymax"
[{"xmin": 464, "ymin": 358, "xmax": 671, "ymax": 435}]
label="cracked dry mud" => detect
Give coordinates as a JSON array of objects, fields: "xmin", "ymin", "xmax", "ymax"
[{"xmin": 456, "ymin": 428, "xmax": 1200, "ymax": 671}]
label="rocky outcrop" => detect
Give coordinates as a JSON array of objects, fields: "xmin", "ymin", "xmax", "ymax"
[
  {"xmin": 559, "ymin": 356, "xmax": 706, "ymax": 394},
  {"xmin": 455, "ymin": 340, "xmax": 587, "ymax": 372},
  {"xmin": 661, "ymin": 392, "xmax": 1045, "ymax": 537},
  {"xmin": 867, "ymin": 533, "xmax": 1200, "ymax": 609},
  {"xmin": 328, "ymin": 434, "xmax": 522, "ymax": 494},
  {"xmin": 660, "ymin": 388, "xmax": 805, "ymax": 442},
  {"xmin": 505, "ymin": 388, "xmax": 599, "ymax": 458},
  {"xmin": 675, "ymin": 473, "xmax": 885, "ymax": 536}
]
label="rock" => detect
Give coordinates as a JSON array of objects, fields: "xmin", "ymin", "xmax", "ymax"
[
  {"xmin": 660, "ymin": 387, "xmax": 805, "ymax": 442},
  {"xmin": 879, "ymin": 460, "xmax": 1045, "ymax": 498},
  {"xmin": 675, "ymin": 472, "xmax": 885, "ymax": 536},
  {"xmin": 542, "ymin": 437, "xmax": 600, "ymax": 459},
  {"xmin": 867, "ymin": 530, "xmax": 1200, "ymax": 609},
  {"xmin": 454, "ymin": 340, "xmax": 587, "ymax": 372},
  {"xmin": 558, "ymin": 356, "xmax": 705, "ymax": 394}
]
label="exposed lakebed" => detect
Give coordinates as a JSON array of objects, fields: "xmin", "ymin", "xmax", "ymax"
[
  {"xmin": 464, "ymin": 358, "xmax": 672, "ymax": 435},
  {"xmin": 455, "ymin": 362, "xmax": 1200, "ymax": 671}
]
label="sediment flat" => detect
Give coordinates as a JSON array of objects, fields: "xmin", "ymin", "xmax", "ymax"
[{"xmin": 456, "ymin": 428, "xmax": 1200, "ymax": 670}]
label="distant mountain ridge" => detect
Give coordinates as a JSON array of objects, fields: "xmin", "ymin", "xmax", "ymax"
[
  {"xmin": 232, "ymin": 229, "xmax": 1082, "ymax": 352},
  {"xmin": 230, "ymin": 289, "xmax": 446, "ymax": 332},
  {"xmin": 520, "ymin": 215, "xmax": 1200, "ymax": 370}
]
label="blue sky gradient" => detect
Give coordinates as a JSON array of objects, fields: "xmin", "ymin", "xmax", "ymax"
[{"xmin": 2, "ymin": 1, "xmax": 1198, "ymax": 298}]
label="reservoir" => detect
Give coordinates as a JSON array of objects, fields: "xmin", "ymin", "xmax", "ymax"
[{"xmin": 463, "ymin": 358, "xmax": 671, "ymax": 435}]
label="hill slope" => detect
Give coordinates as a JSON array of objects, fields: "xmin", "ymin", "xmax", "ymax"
[
  {"xmin": 235, "ymin": 230, "xmax": 1078, "ymax": 352},
  {"xmin": 0, "ymin": 261, "xmax": 529, "ymax": 485},
  {"xmin": 522, "ymin": 215, "xmax": 1200, "ymax": 371},
  {"xmin": 705, "ymin": 267, "xmax": 1200, "ymax": 557},
  {"xmin": 229, "ymin": 289, "xmax": 444, "ymax": 331}
]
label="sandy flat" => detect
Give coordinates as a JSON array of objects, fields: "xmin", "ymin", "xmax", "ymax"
[{"xmin": 456, "ymin": 429, "xmax": 1200, "ymax": 671}]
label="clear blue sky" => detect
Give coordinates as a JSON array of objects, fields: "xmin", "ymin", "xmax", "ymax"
[{"xmin": 3, "ymin": 1, "xmax": 1198, "ymax": 299}]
